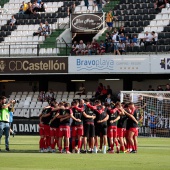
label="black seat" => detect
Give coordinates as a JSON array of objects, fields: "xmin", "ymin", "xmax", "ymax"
[
  {"xmin": 124, "ymin": 15, "xmax": 130, "ymax": 21},
  {"xmin": 143, "ymin": 9, "xmax": 149, "ymax": 14},
  {"xmin": 138, "ymin": 21, "xmax": 143, "ymax": 26},
  {"xmin": 130, "ymin": 15, "xmax": 136, "ymax": 21},
  {"xmin": 27, "ymin": 14, "xmax": 32, "ymax": 19},
  {"xmin": 135, "ymin": 0, "xmax": 141, "ymax": 3},
  {"xmin": 35, "ymin": 19, "xmax": 40, "ymax": 24},
  {"xmin": 143, "ymin": 15, "xmax": 150, "ymax": 21},
  {"xmin": 131, "ymin": 27, "xmax": 137, "ymax": 33},
  {"xmin": 166, "ymin": 45, "xmax": 170, "ymax": 51},
  {"xmin": 125, "ymin": 27, "xmax": 131, "ymax": 33},
  {"xmin": 149, "ymin": 8, "xmax": 158, "ymax": 14},
  {"xmin": 163, "ymin": 26, "xmax": 170, "ymax": 32},
  {"xmin": 6, "ymin": 31, "xmax": 11, "ymax": 36},
  {"xmin": 29, "ymin": 19, "xmax": 35, "ymax": 25},
  {"xmin": 143, "ymin": 20, "xmax": 150, "ymax": 26},
  {"xmin": 1, "ymin": 26, "xmax": 7, "ymax": 31},
  {"xmin": 158, "ymin": 46, "xmax": 166, "ymax": 52},
  {"xmin": 165, "ymin": 32, "xmax": 170, "ymax": 38},
  {"xmin": 157, "ymin": 39, "xmax": 164, "ymax": 45},
  {"xmin": 151, "ymin": 45, "xmax": 157, "ymax": 52},
  {"xmin": 23, "ymin": 15, "xmax": 29, "ymax": 19},
  {"xmin": 124, "ymin": 21, "xmax": 130, "ymax": 27},
  {"xmin": 52, "ymin": 18, "xmax": 57, "ymax": 23},
  {"xmin": 24, "ymin": 20, "xmax": 29, "ymax": 25},
  {"xmin": 46, "ymin": 18, "xmax": 52, "ymax": 24},
  {"xmin": 132, "ymin": 46, "xmax": 139, "ymax": 52},
  {"xmin": 164, "ymin": 39, "xmax": 170, "ymax": 45},
  {"xmin": 18, "ymin": 14, "xmax": 24, "ymax": 19},
  {"xmin": 126, "ymin": 46, "xmax": 132, "ymax": 52},
  {"xmin": 0, "ymin": 31, "xmax": 6, "ymax": 37},
  {"xmin": 51, "ymin": 13, "xmax": 57, "ymax": 18},
  {"xmin": 130, "ymin": 21, "xmax": 136, "ymax": 27},
  {"xmin": 135, "ymin": 3, "xmax": 141, "ymax": 9},
  {"xmin": 139, "ymin": 46, "xmax": 145, "ymax": 52},
  {"xmin": 58, "ymin": 7, "xmax": 62, "ymax": 12},
  {"xmin": 40, "ymin": 13, "xmax": 45, "ymax": 19},
  {"xmin": 117, "ymin": 16, "xmax": 124, "ymax": 21},
  {"xmin": 148, "ymin": 3, "xmax": 154, "ymax": 8},
  {"xmin": 120, "ymin": 0, "xmax": 126, "ymax": 3},
  {"xmin": 14, "ymin": 14, "xmax": 20, "ymax": 19},
  {"xmin": 116, "ymin": 4, "xmax": 121, "ymax": 10},
  {"xmin": 123, "ymin": 10, "xmax": 128, "ymax": 15},
  {"xmin": 136, "ymin": 15, "xmax": 143, "ymax": 21},
  {"xmin": 150, "ymin": 14, "xmax": 155, "ymax": 20},
  {"xmin": 136, "ymin": 9, "xmax": 143, "ymax": 15},
  {"xmin": 141, "ymin": 3, "xmax": 147, "ymax": 9},
  {"xmin": 0, "ymin": 37, "xmax": 4, "ymax": 42},
  {"xmin": 129, "ymin": 9, "xmax": 136, "ymax": 15},
  {"xmin": 158, "ymin": 33, "xmax": 165, "ymax": 39},
  {"xmin": 138, "ymin": 27, "xmax": 144, "ymax": 33},
  {"xmin": 145, "ymin": 45, "xmax": 152, "ymax": 52},
  {"xmin": 41, "ymin": 19, "xmax": 46, "ymax": 23},
  {"xmin": 115, "ymin": 10, "xmax": 122, "ymax": 16},
  {"xmin": 128, "ymin": 4, "xmax": 133, "ymax": 9},
  {"xmin": 64, "ymin": 1, "xmax": 69, "ymax": 6},
  {"xmin": 46, "ymin": 13, "xmax": 52, "ymax": 18},
  {"xmin": 121, "ymin": 4, "xmax": 126, "ymax": 10},
  {"xmin": 129, "ymin": 28, "xmax": 133, "ymax": 33}
]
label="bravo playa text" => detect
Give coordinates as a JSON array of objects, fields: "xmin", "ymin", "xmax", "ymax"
[{"xmin": 76, "ymin": 58, "xmax": 114, "ymax": 67}]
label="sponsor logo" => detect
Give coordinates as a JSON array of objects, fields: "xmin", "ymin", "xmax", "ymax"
[
  {"xmin": 0, "ymin": 58, "xmax": 68, "ymax": 74},
  {"xmin": 160, "ymin": 58, "xmax": 170, "ymax": 70},
  {"xmin": 9, "ymin": 60, "xmax": 65, "ymax": 71},
  {"xmin": 76, "ymin": 58, "xmax": 114, "ymax": 71},
  {"xmin": 0, "ymin": 60, "xmax": 6, "ymax": 72},
  {"xmin": 71, "ymin": 13, "xmax": 103, "ymax": 32}
]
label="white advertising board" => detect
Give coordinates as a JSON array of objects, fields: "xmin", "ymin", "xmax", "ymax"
[{"xmin": 69, "ymin": 55, "xmax": 150, "ymax": 74}]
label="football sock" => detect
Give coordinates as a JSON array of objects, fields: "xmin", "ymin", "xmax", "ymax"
[
  {"xmin": 78, "ymin": 140, "xmax": 82, "ymax": 149},
  {"xmin": 72, "ymin": 140, "xmax": 75, "ymax": 150},
  {"xmin": 65, "ymin": 146, "xmax": 69, "ymax": 152}
]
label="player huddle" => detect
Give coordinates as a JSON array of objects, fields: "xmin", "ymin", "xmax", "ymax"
[{"xmin": 39, "ymin": 99, "xmax": 141, "ymax": 154}]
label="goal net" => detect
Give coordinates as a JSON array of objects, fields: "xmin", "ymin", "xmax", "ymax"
[{"xmin": 120, "ymin": 91, "xmax": 170, "ymax": 138}]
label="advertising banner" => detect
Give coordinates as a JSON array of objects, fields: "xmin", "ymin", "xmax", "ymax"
[
  {"xmin": 151, "ymin": 55, "xmax": 170, "ymax": 73},
  {"xmin": 0, "ymin": 57, "xmax": 68, "ymax": 74},
  {"xmin": 69, "ymin": 56, "xmax": 150, "ymax": 73},
  {"xmin": 71, "ymin": 13, "xmax": 104, "ymax": 32},
  {"xmin": 11, "ymin": 119, "xmax": 39, "ymax": 135}
]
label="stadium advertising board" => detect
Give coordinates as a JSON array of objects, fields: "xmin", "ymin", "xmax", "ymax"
[
  {"xmin": 151, "ymin": 55, "xmax": 170, "ymax": 73},
  {"xmin": 0, "ymin": 57, "xmax": 68, "ymax": 74},
  {"xmin": 71, "ymin": 13, "xmax": 104, "ymax": 32},
  {"xmin": 12, "ymin": 119, "xmax": 39, "ymax": 135},
  {"xmin": 69, "ymin": 56, "xmax": 150, "ymax": 73}
]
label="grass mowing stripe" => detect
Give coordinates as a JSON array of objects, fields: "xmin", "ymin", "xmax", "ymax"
[{"xmin": 0, "ymin": 136, "xmax": 170, "ymax": 170}]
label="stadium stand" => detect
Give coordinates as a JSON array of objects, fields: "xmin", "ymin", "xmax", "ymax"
[
  {"xmin": 9, "ymin": 91, "xmax": 96, "ymax": 118},
  {"xmin": 0, "ymin": 0, "xmax": 170, "ymax": 55},
  {"xmin": 110, "ymin": 0, "xmax": 170, "ymax": 53},
  {"xmin": 0, "ymin": 0, "xmax": 82, "ymax": 56}
]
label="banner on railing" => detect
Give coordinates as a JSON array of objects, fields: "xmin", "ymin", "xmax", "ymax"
[
  {"xmin": 0, "ymin": 57, "xmax": 68, "ymax": 74},
  {"xmin": 68, "ymin": 56, "xmax": 150, "ymax": 73},
  {"xmin": 11, "ymin": 119, "xmax": 39, "ymax": 135},
  {"xmin": 70, "ymin": 13, "xmax": 104, "ymax": 32},
  {"xmin": 151, "ymin": 55, "xmax": 170, "ymax": 73}
]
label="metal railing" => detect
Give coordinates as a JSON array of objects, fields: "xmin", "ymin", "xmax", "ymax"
[{"xmin": 0, "ymin": 41, "xmax": 169, "ymax": 57}]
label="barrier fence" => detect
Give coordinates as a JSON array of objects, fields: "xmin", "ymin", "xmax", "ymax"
[{"xmin": 0, "ymin": 41, "xmax": 166, "ymax": 57}]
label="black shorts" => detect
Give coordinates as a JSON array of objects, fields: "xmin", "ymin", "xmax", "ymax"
[
  {"xmin": 95, "ymin": 124, "xmax": 107, "ymax": 136},
  {"xmin": 84, "ymin": 123, "xmax": 95, "ymax": 138}
]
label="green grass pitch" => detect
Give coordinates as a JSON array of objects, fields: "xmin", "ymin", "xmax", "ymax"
[{"xmin": 0, "ymin": 136, "xmax": 170, "ymax": 170}]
